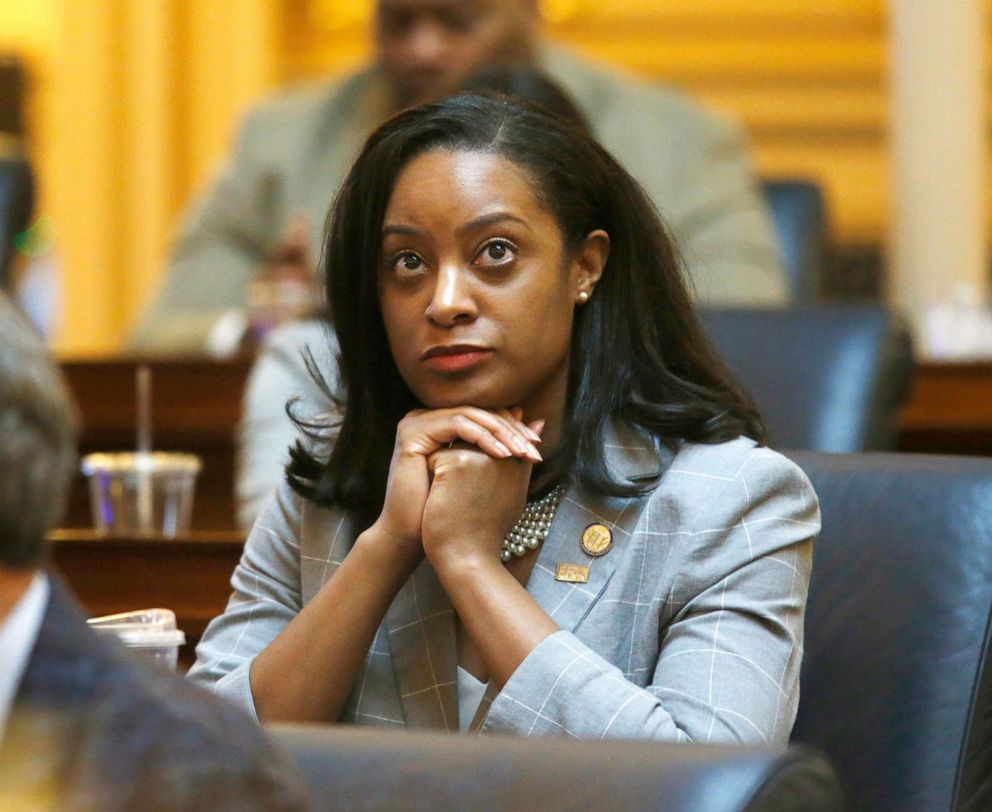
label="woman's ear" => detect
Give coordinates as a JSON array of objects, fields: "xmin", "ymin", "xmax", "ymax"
[{"xmin": 572, "ymin": 229, "xmax": 610, "ymax": 301}]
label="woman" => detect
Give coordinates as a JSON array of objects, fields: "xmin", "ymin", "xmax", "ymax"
[
  {"xmin": 233, "ymin": 68, "xmax": 590, "ymax": 531},
  {"xmin": 189, "ymin": 94, "xmax": 818, "ymax": 743}
]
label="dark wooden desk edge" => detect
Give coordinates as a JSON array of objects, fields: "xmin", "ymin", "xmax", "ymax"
[{"xmin": 48, "ymin": 528, "xmax": 245, "ymax": 548}]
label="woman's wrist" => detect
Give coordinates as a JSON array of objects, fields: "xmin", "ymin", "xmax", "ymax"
[
  {"xmin": 354, "ymin": 523, "xmax": 424, "ymax": 579},
  {"xmin": 425, "ymin": 536, "xmax": 505, "ymax": 580}
]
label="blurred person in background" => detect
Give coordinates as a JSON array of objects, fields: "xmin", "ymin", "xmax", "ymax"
[
  {"xmin": 1, "ymin": 140, "xmax": 61, "ymax": 339},
  {"xmin": 0, "ymin": 293, "xmax": 310, "ymax": 810},
  {"xmin": 129, "ymin": 0, "xmax": 785, "ymax": 355}
]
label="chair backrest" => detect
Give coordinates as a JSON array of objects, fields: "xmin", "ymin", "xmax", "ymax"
[
  {"xmin": 700, "ymin": 306, "xmax": 913, "ymax": 452},
  {"xmin": 789, "ymin": 451, "xmax": 992, "ymax": 812},
  {"xmin": 268, "ymin": 725, "xmax": 843, "ymax": 812},
  {"xmin": 761, "ymin": 179, "xmax": 828, "ymax": 302},
  {"xmin": 0, "ymin": 153, "xmax": 33, "ymax": 292}
]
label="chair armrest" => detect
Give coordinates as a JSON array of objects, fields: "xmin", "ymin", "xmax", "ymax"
[{"xmin": 267, "ymin": 724, "xmax": 843, "ymax": 811}]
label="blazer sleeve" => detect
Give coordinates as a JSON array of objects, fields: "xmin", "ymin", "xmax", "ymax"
[
  {"xmin": 235, "ymin": 320, "xmax": 339, "ymax": 532},
  {"xmin": 480, "ymin": 448, "xmax": 818, "ymax": 744},
  {"xmin": 186, "ymin": 481, "xmax": 306, "ymax": 720}
]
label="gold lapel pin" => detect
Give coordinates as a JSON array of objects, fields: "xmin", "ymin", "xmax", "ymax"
[
  {"xmin": 581, "ymin": 522, "xmax": 614, "ymax": 557},
  {"xmin": 555, "ymin": 563, "xmax": 590, "ymax": 583}
]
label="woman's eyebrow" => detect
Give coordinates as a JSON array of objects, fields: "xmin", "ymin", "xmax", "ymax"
[
  {"xmin": 382, "ymin": 223, "xmax": 428, "ymax": 239},
  {"xmin": 456, "ymin": 212, "xmax": 533, "ymax": 236},
  {"xmin": 381, "ymin": 212, "xmax": 532, "ymax": 240}
]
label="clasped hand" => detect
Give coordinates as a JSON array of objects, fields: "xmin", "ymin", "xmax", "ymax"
[{"xmin": 371, "ymin": 407, "xmax": 544, "ymax": 567}]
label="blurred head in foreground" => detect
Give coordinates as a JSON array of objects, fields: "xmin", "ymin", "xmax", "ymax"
[
  {"xmin": 0, "ymin": 294, "xmax": 311, "ymax": 810},
  {"xmin": 0, "ymin": 294, "xmax": 75, "ymax": 576}
]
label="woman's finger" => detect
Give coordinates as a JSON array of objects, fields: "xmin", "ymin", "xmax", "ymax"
[
  {"xmin": 434, "ymin": 407, "xmax": 537, "ymax": 460},
  {"xmin": 464, "ymin": 408, "xmax": 529, "ymax": 457},
  {"xmin": 497, "ymin": 407, "xmax": 543, "ymax": 445},
  {"xmin": 403, "ymin": 408, "xmax": 542, "ymax": 462},
  {"xmin": 447, "ymin": 412, "xmax": 542, "ymax": 463}
]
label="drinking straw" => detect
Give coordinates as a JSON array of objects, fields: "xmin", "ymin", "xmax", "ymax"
[{"xmin": 136, "ymin": 365, "xmax": 153, "ymax": 532}]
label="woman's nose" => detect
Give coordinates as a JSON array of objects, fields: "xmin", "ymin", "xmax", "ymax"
[{"xmin": 425, "ymin": 265, "xmax": 477, "ymax": 326}]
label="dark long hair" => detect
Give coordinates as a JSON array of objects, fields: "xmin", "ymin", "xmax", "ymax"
[{"xmin": 287, "ymin": 94, "xmax": 763, "ymax": 523}]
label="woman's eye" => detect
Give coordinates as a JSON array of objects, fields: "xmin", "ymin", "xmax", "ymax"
[
  {"xmin": 474, "ymin": 239, "xmax": 516, "ymax": 267},
  {"xmin": 392, "ymin": 252, "xmax": 425, "ymax": 275}
]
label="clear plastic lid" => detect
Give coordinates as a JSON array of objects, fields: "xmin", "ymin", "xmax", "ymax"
[
  {"xmin": 81, "ymin": 452, "xmax": 202, "ymax": 475},
  {"xmin": 87, "ymin": 607, "xmax": 187, "ymax": 648}
]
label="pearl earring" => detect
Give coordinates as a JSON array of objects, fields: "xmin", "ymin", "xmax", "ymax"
[{"xmin": 577, "ymin": 290, "xmax": 590, "ymax": 304}]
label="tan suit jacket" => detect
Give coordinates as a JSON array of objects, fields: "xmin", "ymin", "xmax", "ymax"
[{"xmin": 130, "ymin": 47, "xmax": 785, "ymax": 353}]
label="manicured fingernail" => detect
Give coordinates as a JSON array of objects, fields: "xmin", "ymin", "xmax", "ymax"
[
  {"xmin": 494, "ymin": 440, "xmax": 512, "ymax": 457},
  {"xmin": 528, "ymin": 444, "xmax": 543, "ymax": 462},
  {"xmin": 522, "ymin": 425, "xmax": 542, "ymax": 443},
  {"xmin": 510, "ymin": 436, "xmax": 528, "ymax": 454},
  {"xmin": 532, "ymin": 419, "xmax": 546, "ymax": 436}
]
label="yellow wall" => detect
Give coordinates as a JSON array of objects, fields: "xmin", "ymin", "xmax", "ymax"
[
  {"xmin": 3, "ymin": 0, "xmax": 899, "ymax": 355},
  {"xmin": 3, "ymin": 0, "xmax": 279, "ymax": 356}
]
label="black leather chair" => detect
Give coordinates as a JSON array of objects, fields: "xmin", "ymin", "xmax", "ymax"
[
  {"xmin": 789, "ymin": 451, "xmax": 992, "ymax": 812},
  {"xmin": 267, "ymin": 453, "xmax": 992, "ymax": 811},
  {"xmin": 761, "ymin": 179, "xmax": 828, "ymax": 303},
  {"xmin": 700, "ymin": 306, "xmax": 913, "ymax": 452},
  {"xmin": 268, "ymin": 725, "xmax": 843, "ymax": 811}
]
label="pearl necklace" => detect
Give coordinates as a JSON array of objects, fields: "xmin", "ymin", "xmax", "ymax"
[{"xmin": 500, "ymin": 484, "xmax": 566, "ymax": 563}]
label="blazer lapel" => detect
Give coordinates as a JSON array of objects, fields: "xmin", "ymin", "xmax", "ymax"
[
  {"xmin": 526, "ymin": 423, "xmax": 673, "ymax": 633},
  {"xmin": 303, "ymin": 506, "xmax": 457, "ymax": 730},
  {"xmin": 384, "ymin": 559, "xmax": 458, "ymax": 731},
  {"xmin": 469, "ymin": 424, "xmax": 674, "ymax": 731}
]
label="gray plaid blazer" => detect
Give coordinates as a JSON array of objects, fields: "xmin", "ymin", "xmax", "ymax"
[{"xmin": 189, "ymin": 431, "xmax": 817, "ymax": 744}]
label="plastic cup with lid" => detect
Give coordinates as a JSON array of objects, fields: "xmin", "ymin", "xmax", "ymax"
[
  {"xmin": 87, "ymin": 608, "xmax": 187, "ymax": 670},
  {"xmin": 80, "ymin": 451, "xmax": 201, "ymax": 537}
]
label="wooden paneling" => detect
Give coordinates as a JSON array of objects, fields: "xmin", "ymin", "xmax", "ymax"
[
  {"xmin": 6, "ymin": 0, "xmax": 279, "ymax": 355},
  {"xmin": 898, "ymin": 362, "xmax": 992, "ymax": 456}
]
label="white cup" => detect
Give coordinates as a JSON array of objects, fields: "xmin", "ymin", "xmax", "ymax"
[{"xmin": 87, "ymin": 608, "xmax": 187, "ymax": 670}]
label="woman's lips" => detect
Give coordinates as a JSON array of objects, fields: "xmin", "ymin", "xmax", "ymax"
[{"xmin": 421, "ymin": 347, "xmax": 494, "ymax": 373}]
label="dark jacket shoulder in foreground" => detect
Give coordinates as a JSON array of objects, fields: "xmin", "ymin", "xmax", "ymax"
[{"xmin": 0, "ymin": 576, "xmax": 311, "ymax": 811}]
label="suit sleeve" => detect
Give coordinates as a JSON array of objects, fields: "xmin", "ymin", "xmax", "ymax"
[
  {"xmin": 186, "ymin": 481, "xmax": 306, "ymax": 720},
  {"xmin": 127, "ymin": 107, "xmax": 281, "ymax": 354},
  {"xmin": 667, "ymin": 111, "xmax": 788, "ymax": 307},
  {"xmin": 480, "ymin": 449, "xmax": 817, "ymax": 744},
  {"xmin": 235, "ymin": 320, "xmax": 339, "ymax": 531}
]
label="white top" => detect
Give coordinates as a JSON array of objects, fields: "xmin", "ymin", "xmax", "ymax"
[
  {"xmin": 457, "ymin": 666, "xmax": 489, "ymax": 733},
  {"xmin": 0, "ymin": 571, "xmax": 49, "ymax": 739}
]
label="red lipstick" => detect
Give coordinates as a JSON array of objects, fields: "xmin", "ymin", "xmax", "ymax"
[{"xmin": 421, "ymin": 344, "xmax": 494, "ymax": 373}]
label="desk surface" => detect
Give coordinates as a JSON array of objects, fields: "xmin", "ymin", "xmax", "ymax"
[{"xmin": 897, "ymin": 361, "xmax": 992, "ymax": 455}]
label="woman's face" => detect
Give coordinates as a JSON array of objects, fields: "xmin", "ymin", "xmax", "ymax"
[{"xmin": 378, "ymin": 149, "xmax": 606, "ymax": 421}]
